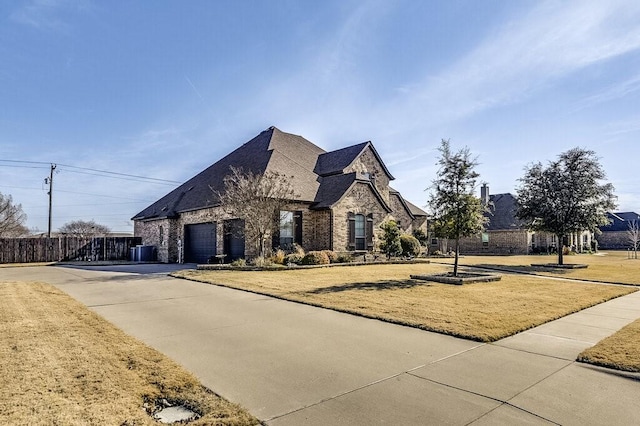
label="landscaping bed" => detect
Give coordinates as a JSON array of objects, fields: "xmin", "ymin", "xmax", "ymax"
[
  {"xmin": 411, "ymin": 272, "xmax": 501, "ymax": 285},
  {"xmin": 530, "ymin": 263, "xmax": 588, "ymax": 269}
]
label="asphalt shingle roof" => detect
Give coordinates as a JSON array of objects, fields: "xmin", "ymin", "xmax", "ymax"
[
  {"xmin": 485, "ymin": 193, "xmax": 525, "ymax": 231},
  {"xmin": 133, "ymin": 127, "xmax": 414, "ymax": 221},
  {"xmin": 599, "ymin": 212, "xmax": 640, "ymax": 232}
]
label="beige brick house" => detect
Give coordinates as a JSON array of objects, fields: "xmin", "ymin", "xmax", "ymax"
[
  {"xmin": 432, "ymin": 184, "xmax": 593, "ymax": 255},
  {"xmin": 596, "ymin": 212, "xmax": 639, "ymax": 249},
  {"xmin": 132, "ymin": 127, "xmax": 427, "ymax": 263}
]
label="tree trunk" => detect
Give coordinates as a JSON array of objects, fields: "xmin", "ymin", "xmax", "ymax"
[
  {"xmin": 557, "ymin": 234, "xmax": 564, "ymax": 265},
  {"xmin": 259, "ymin": 234, "xmax": 265, "ymax": 259},
  {"xmin": 453, "ymin": 238, "xmax": 460, "ymax": 276}
]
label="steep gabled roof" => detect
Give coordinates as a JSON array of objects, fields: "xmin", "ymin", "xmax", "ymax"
[
  {"xmin": 389, "ymin": 187, "xmax": 426, "ymax": 219},
  {"xmin": 133, "ymin": 127, "xmax": 422, "ymax": 222},
  {"xmin": 312, "ymin": 172, "xmax": 391, "ymax": 212},
  {"xmin": 485, "ymin": 193, "xmax": 526, "ymax": 231},
  {"xmin": 132, "ymin": 127, "xmax": 324, "ymax": 220},
  {"xmin": 599, "ymin": 212, "xmax": 640, "ymax": 232},
  {"xmin": 314, "ymin": 141, "xmax": 394, "ymax": 179},
  {"xmin": 403, "ymin": 198, "xmax": 428, "ymax": 217}
]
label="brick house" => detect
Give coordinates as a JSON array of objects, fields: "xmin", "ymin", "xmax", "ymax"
[
  {"xmin": 596, "ymin": 212, "xmax": 639, "ymax": 249},
  {"xmin": 132, "ymin": 127, "xmax": 427, "ymax": 263},
  {"xmin": 433, "ymin": 184, "xmax": 593, "ymax": 255}
]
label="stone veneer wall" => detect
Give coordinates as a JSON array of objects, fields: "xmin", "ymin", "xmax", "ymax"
[
  {"xmin": 389, "ymin": 193, "xmax": 416, "ymax": 232},
  {"xmin": 331, "ymin": 182, "xmax": 389, "ymax": 252},
  {"xmin": 134, "ymin": 218, "xmax": 171, "ymax": 262},
  {"xmin": 345, "ymin": 147, "xmax": 390, "ymax": 205}
]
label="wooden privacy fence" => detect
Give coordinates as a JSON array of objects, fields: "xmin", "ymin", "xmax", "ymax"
[{"xmin": 0, "ymin": 237, "xmax": 142, "ymax": 264}]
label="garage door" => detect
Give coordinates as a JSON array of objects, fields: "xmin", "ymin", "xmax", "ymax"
[{"xmin": 184, "ymin": 223, "xmax": 217, "ymax": 264}]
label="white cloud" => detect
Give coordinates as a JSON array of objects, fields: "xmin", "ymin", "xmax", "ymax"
[
  {"xmin": 10, "ymin": 0, "xmax": 93, "ymax": 31},
  {"xmin": 577, "ymin": 74, "xmax": 640, "ymax": 110},
  {"xmin": 388, "ymin": 1, "xmax": 640, "ymax": 130}
]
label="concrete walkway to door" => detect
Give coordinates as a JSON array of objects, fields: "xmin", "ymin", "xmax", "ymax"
[{"xmin": 3, "ymin": 264, "xmax": 640, "ymax": 425}]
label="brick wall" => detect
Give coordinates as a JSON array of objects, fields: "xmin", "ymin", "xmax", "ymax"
[
  {"xmin": 597, "ymin": 231, "xmax": 630, "ymax": 249},
  {"xmin": 457, "ymin": 230, "xmax": 530, "ymax": 254}
]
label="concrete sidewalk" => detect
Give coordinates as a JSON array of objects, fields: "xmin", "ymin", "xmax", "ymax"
[{"xmin": 3, "ymin": 265, "xmax": 640, "ymax": 425}]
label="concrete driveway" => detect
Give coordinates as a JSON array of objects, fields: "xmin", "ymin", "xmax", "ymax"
[{"xmin": 3, "ymin": 264, "xmax": 640, "ymax": 425}]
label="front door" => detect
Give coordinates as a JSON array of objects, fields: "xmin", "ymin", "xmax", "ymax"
[{"xmin": 223, "ymin": 219, "xmax": 245, "ymax": 262}]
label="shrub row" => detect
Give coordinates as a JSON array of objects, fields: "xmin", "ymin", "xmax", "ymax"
[{"xmin": 270, "ymin": 245, "xmax": 349, "ymax": 266}]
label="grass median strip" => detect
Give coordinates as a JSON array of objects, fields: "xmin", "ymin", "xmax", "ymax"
[
  {"xmin": 0, "ymin": 281, "xmax": 258, "ymax": 426},
  {"xmin": 577, "ymin": 319, "xmax": 640, "ymax": 373},
  {"xmin": 173, "ymin": 263, "xmax": 636, "ymax": 342}
]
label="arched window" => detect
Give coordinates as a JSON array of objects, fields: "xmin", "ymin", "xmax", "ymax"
[
  {"xmin": 348, "ymin": 212, "xmax": 374, "ymax": 251},
  {"xmin": 354, "ymin": 214, "xmax": 365, "ymax": 250}
]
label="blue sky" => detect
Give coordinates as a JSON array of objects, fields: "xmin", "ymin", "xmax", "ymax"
[{"xmin": 1, "ymin": 0, "xmax": 639, "ymax": 234}]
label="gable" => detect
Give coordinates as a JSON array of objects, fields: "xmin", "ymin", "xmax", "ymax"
[
  {"xmin": 600, "ymin": 212, "xmax": 640, "ymax": 232},
  {"xmin": 314, "ymin": 142, "xmax": 394, "ymax": 180},
  {"xmin": 313, "ymin": 173, "xmax": 391, "ymax": 212}
]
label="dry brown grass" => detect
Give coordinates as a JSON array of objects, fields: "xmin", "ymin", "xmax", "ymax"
[
  {"xmin": 434, "ymin": 251, "xmax": 640, "ymax": 285},
  {"xmin": 0, "ymin": 281, "xmax": 258, "ymax": 426},
  {"xmin": 173, "ymin": 263, "xmax": 635, "ymax": 342},
  {"xmin": 577, "ymin": 319, "xmax": 640, "ymax": 372},
  {"xmin": 0, "ymin": 262, "xmax": 55, "ymax": 268}
]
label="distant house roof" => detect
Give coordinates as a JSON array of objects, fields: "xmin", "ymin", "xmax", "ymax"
[
  {"xmin": 133, "ymin": 127, "xmax": 413, "ymax": 221},
  {"xmin": 485, "ymin": 193, "xmax": 526, "ymax": 231},
  {"xmin": 599, "ymin": 212, "xmax": 640, "ymax": 232}
]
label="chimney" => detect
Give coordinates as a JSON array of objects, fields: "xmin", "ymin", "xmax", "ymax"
[{"xmin": 480, "ymin": 183, "xmax": 489, "ymax": 205}]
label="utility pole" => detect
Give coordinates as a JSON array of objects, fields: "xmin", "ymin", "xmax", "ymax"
[{"xmin": 46, "ymin": 164, "xmax": 57, "ymax": 238}]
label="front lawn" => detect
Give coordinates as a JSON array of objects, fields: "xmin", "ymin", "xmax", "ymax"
[
  {"xmin": 435, "ymin": 251, "xmax": 640, "ymax": 285},
  {"xmin": 577, "ymin": 319, "xmax": 640, "ymax": 372},
  {"xmin": 0, "ymin": 281, "xmax": 258, "ymax": 426},
  {"xmin": 173, "ymin": 263, "xmax": 636, "ymax": 342}
]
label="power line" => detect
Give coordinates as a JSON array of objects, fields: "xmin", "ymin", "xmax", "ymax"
[
  {"xmin": 59, "ymin": 168, "xmax": 178, "ymax": 186},
  {"xmin": 54, "ymin": 188, "xmax": 156, "ymax": 202},
  {"xmin": 0, "ymin": 159, "xmax": 182, "ymax": 185},
  {"xmin": 57, "ymin": 163, "xmax": 182, "ymax": 184}
]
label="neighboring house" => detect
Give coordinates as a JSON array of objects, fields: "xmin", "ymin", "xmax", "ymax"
[
  {"xmin": 132, "ymin": 127, "xmax": 427, "ymax": 263},
  {"xmin": 596, "ymin": 212, "xmax": 640, "ymax": 249},
  {"xmin": 436, "ymin": 184, "xmax": 592, "ymax": 255}
]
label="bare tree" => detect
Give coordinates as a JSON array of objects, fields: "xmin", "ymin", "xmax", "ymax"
[
  {"xmin": 0, "ymin": 192, "xmax": 29, "ymax": 237},
  {"xmin": 628, "ymin": 219, "xmax": 640, "ymax": 259},
  {"xmin": 214, "ymin": 167, "xmax": 297, "ymax": 259},
  {"xmin": 59, "ymin": 220, "xmax": 111, "ymax": 238}
]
